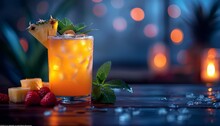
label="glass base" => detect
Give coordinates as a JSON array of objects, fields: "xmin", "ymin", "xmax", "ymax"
[{"xmin": 57, "ymin": 95, "xmax": 91, "ymax": 104}]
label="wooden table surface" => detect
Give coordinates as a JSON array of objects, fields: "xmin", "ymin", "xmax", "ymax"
[{"xmin": 0, "ymin": 84, "xmax": 220, "ymax": 126}]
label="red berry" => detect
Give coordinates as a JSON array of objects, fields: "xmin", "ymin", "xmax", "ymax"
[
  {"xmin": 38, "ymin": 87, "xmax": 50, "ymax": 98},
  {"xmin": 40, "ymin": 92, "xmax": 57, "ymax": 107},
  {"xmin": 25, "ymin": 91, "xmax": 41, "ymax": 106},
  {"xmin": 0, "ymin": 93, "xmax": 9, "ymax": 104}
]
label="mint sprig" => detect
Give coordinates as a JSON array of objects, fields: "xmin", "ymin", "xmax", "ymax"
[
  {"xmin": 92, "ymin": 61, "xmax": 133, "ymax": 104},
  {"xmin": 57, "ymin": 18, "xmax": 95, "ymax": 35}
]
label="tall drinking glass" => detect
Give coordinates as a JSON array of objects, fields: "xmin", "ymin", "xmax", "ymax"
[{"xmin": 48, "ymin": 35, "xmax": 93, "ymax": 104}]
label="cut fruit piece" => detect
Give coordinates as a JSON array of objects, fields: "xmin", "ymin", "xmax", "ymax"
[
  {"xmin": 43, "ymin": 82, "xmax": 50, "ymax": 88},
  {"xmin": 20, "ymin": 78, "xmax": 43, "ymax": 90},
  {"xmin": 28, "ymin": 17, "xmax": 58, "ymax": 48},
  {"xmin": 8, "ymin": 87, "xmax": 30, "ymax": 103}
]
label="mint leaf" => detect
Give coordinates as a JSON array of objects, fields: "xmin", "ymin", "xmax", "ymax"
[
  {"xmin": 99, "ymin": 86, "xmax": 116, "ymax": 104},
  {"xmin": 58, "ymin": 24, "xmax": 74, "ymax": 34},
  {"xmin": 57, "ymin": 18, "xmax": 95, "ymax": 35},
  {"xmin": 61, "ymin": 18, "xmax": 73, "ymax": 26},
  {"xmin": 92, "ymin": 61, "xmax": 132, "ymax": 104},
  {"xmin": 104, "ymin": 80, "xmax": 133, "ymax": 93},
  {"xmin": 96, "ymin": 61, "xmax": 111, "ymax": 84},
  {"xmin": 92, "ymin": 85, "xmax": 101, "ymax": 100}
]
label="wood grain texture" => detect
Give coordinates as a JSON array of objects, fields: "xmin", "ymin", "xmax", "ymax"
[{"xmin": 0, "ymin": 84, "xmax": 220, "ymax": 125}]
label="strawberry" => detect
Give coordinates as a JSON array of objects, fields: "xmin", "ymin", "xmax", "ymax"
[
  {"xmin": 40, "ymin": 92, "xmax": 57, "ymax": 107},
  {"xmin": 38, "ymin": 87, "xmax": 50, "ymax": 98},
  {"xmin": 0, "ymin": 93, "xmax": 9, "ymax": 104},
  {"xmin": 25, "ymin": 91, "xmax": 41, "ymax": 106}
]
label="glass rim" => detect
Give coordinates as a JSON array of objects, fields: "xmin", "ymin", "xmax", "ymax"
[{"xmin": 48, "ymin": 35, "xmax": 93, "ymax": 40}]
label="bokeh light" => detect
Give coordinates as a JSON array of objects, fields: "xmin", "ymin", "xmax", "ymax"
[
  {"xmin": 92, "ymin": 0, "xmax": 102, "ymax": 3},
  {"xmin": 149, "ymin": 43, "xmax": 169, "ymax": 72},
  {"xmin": 19, "ymin": 38, "xmax": 28, "ymax": 52},
  {"xmin": 170, "ymin": 28, "xmax": 183, "ymax": 44},
  {"xmin": 130, "ymin": 8, "xmax": 145, "ymax": 21},
  {"xmin": 17, "ymin": 17, "xmax": 26, "ymax": 32},
  {"xmin": 154, "ymin": 53, "xmax": 167, "ymax": 68},
  {"xmin": 207, "ymin": 63, "xmax": 215, "ymax": 77},
  {"xmin": 36, "ymin": 1, "xmax": 48, "ymax": 15},
  {"xmin": 207, "ymin": 48, "xmax": 217, "ymax": 58},
  {"xmin": 113, "ymin": 17, "xmax": 127, "ymax": 32},
  {"xmin": 93, "ymin": 3, "xmax": 107, "ymax": 17},
  {"xmin": 144, "ymin": 24, "xmax": 158, "ymax": 38},
  {"xmin": 111, "ymin": 0, "xmax": 124, "ymax": 9},
  {"xmin": 168, "ymin": 4, "xmax": 181, "ymax": 18}
]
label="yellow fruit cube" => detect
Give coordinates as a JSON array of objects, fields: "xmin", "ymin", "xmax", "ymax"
[
  {"xmin": 20, "ymin": 78, "xmax": 43, "ymax": 90},
  {"xmin": 8, "ymin": 87, "xmax": 30, "ymax": 103}
]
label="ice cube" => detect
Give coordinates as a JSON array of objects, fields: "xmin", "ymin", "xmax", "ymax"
[
  {"xmin": 187, "ymin": 101, "xmax": 194, "ymax": 106},
  {"xmin": 115, "ymin": 107, "xmax": 123, "ymax": 113},
  {"xmin": 186, "ymin": 93, "xmax": 196, "ymax": 99},
  {"xmin": 158, "ymin": 108, "xmax": 167, "ymax": 115},
  {"xmin": 169, "ymin": 104, "xmax": 178, "ymax": 108},
  {"xmin": 132, "ymin": 110, "xmax": 140, "ymax": 116},
  {"xmin": 178, "ymin": 108, "xmax": 189, "ymax": 114},
  {"xmin": 213, "ymin": 102, "xmax": 220, "ymax": 108},
  {"xmin": 194, "ymin": 101, "xmax": 202, "ymax": 105},
  {"xmin": 160, "ymin": 97, "xmax": 167, "ymax": 101}
]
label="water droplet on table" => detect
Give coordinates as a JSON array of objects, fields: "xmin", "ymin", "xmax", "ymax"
[
  {"xmin": 158, "ymin": 108, "xmax": 167, "ymax": 115},
  {"xmin": 115, "ymin": 107, "xmax": 123, "ymax": 113},
  {"xmin": 160, "ymin": 97, "xmax": 167, "ymax": 101},
  {"xmin": 44, "ymin": 110, "xmax": 52, "ymax": 116},
  {"xmin": 119, "ymin": 113, "xmax": 131, "ymax": 122},
  {"xmin": 178, "ymin": 108, "xmax": 189, "ymax": 114},
  {"xmin": 132, "ymin": 110, "xmax": 140, "ymax": 116}
]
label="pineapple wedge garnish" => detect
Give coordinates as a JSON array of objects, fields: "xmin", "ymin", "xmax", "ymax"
[{"xmin": 28, "ymin": 17, "xmax": 58, "ymax": 48}]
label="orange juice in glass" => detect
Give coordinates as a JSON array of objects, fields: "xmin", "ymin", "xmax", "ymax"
[{"xmin": 48, "ymin": 35, "xmax": 93, "ymax": 103}]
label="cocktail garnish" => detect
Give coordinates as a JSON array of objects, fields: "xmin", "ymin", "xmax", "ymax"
[
  {"xmin": 57, "ymin": 18, "xmax": 94, "ymax": 35},
  {"xmin": 92, "ymin": 61, "xmax": 133, "ymax": 104}
]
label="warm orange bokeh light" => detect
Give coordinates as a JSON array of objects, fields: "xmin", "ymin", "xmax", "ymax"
[
  {"xmin": 154, "ymin": 53, "xmax": 167, "ymax": 68},
  {"xmin": 130, "ymin": 8, "xmax": 145, "ymax": 21},
  {"xmin": 207, "ymin": 63, "xmax": 215, "ymax": 77},
  {"xmin": 208, "ymin": 88, "xmax": 212, "ymax": 92},
  {"xmin": 208, "ymin": 48, "xmax": 217, "ymax": 58},
  {"xmin": 201, "ymin": 48, "xmax": 219, "ymax": 83},
  {"xmin": 170, "ymin": 29, "xmax": 183, "ymax": 44}
]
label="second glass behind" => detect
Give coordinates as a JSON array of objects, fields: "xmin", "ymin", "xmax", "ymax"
[{"xmin": 48, "ymin": 35, "xmax": 93, "ymax": 104}]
